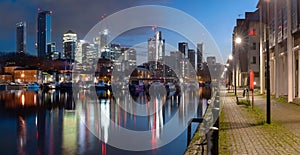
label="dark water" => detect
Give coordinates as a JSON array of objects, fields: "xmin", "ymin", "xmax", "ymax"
[{"xmin": 0, "ymin": 89, "xmax": 205, "ymax": 155}]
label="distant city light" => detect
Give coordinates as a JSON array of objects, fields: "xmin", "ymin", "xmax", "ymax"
[{"xmin": 103, "ymin": 29, "xmax": 109, "ymax": 35}]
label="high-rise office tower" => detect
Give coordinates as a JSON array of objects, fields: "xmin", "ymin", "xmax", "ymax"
[
  {"xmin": 37, "ymin": 10, "xmax": 52, "ymax": 59},
  {"xmin": 63, "ymin": 30, "xmax": 77, "ymax": 60},
  {"xmin": 16, "ymin": 22, "xmax": 26, "ymax": 55},
  {"xmin": 148, "ymin": 38, "xmax": 156, "ymax": 62},
  {"xmin": 178, "ymin": 42, "xmax": 188, "ymax": 57},
  {"xmin": 82, "ymin": 42, "xmax": 97, "ymax": 70},
  {"xmin": 47, "ymin": 42, "xmax": 56, "ymax": 58},
  {"xmin": 124, "ymin": 48, "xmax": 136, "ymax": 68},
  {"xmin": 207, "ymin": 56, "xmax": 216, "ymax": 66},
  {"xmin": 197, "ymin": 43, "xmax": 204, "ymax": 71},
  {"xmin": 75, "ymin": 40, "xmax": 86, "ymax": 64},
  {"xmin": 188, "ymin": 49, "xmax": 196, "ymax": 69},
  {"xmin": 155, "ymin": 31, "xmax": 165, "ymax": 62},
  {"xmin": 94, "ymin": 29, "xmax": 109, "ymax": 53},
  {"xmin": 148, "ymin": 31, "xmax": 165, "ymax": 62}
]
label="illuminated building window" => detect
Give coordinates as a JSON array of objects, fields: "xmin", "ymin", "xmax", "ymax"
[{"xmin": 249, "ymin": 28, "xmax": 256, "ymax": 36}]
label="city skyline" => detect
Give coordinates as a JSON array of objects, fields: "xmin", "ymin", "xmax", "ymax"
[{"xmin": 0, "ymin": 0, "xmax": 258, "ymax": 61}]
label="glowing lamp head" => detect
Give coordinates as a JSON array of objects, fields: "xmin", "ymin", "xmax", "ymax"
[
  {"xmin": 235, "ymin": 37, "xmax": 242, "ymax": 44},
  {"xmin": 229, "ymin": 54, "xmax": 233, "ymax": 60}
]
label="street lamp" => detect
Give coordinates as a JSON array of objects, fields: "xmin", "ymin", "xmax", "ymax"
[
  {"xmin": 234, "ymin": 38, "xmax": 242, "ymax": 96},
  {"xmin": 235, "ymin": 37, "xmax": 242, "ymax": 44},
  {"xmin": 228, "ymin": 54, "xmax": 233, "ymax": 89},
  {"xmin": 265, "ymin": 1, "xmax": 271, "ymax": 124},
  {"xmin": 229, "ymin": 54, "xmax": 233, "ymax": 60}
]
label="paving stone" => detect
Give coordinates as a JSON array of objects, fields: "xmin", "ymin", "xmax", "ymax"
[{"xmin": 221, "ymin": 90, "xmax": 300, "ymax": 155}]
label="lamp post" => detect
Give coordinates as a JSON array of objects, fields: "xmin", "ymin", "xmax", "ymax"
[
  {"xmin": 265, "ymin": 1, "xmax": 271, "ymax": 124},
  {"xmin": 228, "ymin": 55, "xmax": 233, "ymax": 91},
  {"xmin": 234, "ymin": 37, "xmax": 242, "ymax": 96}
]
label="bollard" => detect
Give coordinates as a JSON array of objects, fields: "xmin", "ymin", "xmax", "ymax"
[
  {"xmin": 186, "ymin": 118, "xmax": 203, "ymax": 146},
  {"xmin": 208, "ymin": 99, "xmax": 220, "ymax": 155},
  {"xmin": 187, "ymin": 120, "xmax": 192, "ymax": 147},
  {"xmin": 207, "ymin": 127, "xmax": 219, "ymax": 155}
]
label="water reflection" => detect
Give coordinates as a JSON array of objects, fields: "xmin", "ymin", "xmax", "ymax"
[
  {"xmin": 76, "ymin": 83, "xmax": 203, "ymax": 151},
  {"xmin": 0, "ymin": 88, "xmax": 206, "ymax": 155}
]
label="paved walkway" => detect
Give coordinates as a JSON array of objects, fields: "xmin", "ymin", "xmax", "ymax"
[
  {"xmin": 254, "ymin": 95, "xmax": 300, "ymax": 137},
  {"xmin": 220, "ymin": 92, "xmax": 300, "ymax": 154}
]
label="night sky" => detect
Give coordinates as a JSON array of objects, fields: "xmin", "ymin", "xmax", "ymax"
[{"xmin": 0, "ymin": 0, "xmax": 258, "ymax": 61}]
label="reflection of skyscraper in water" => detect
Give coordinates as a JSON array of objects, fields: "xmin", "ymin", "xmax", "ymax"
[
  {"xmin": 37, "ymin": 10, "xmax": 52, "ymax": 59},
  {"xmin": 16, "ymin": 22, "xmax": 26, "ymax": 55},
  {"xmin": 100, "ymin": 102, "xmax": 110, "ymax": 144}
]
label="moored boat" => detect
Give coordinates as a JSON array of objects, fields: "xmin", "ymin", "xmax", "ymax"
[{"xmin": 27, "ymin": 82, "xmax": 40, "ymax": 90}]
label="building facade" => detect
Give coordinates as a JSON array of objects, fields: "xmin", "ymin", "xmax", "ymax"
[
  {"xmin": 197, "ymin": 43, "xmax": 204, "ymax": 72},
  {"xmin": 93, "ymin": 28, "xmax": 109, "ymax": 54},
  {"xmin": 148, "ymin": 31, "xmax": 165, "ymax": 76},
  {"xmin": 47, "ymin": 42, "xmax": 56, "ymax": 59},
  {"xmin": 82, "ymin": 42, "xmax": 97, "ymax": 71},
  {"xmin": 37, "ymin": 10, "xmax": 52, "ymax": 59},
  {"xmin": 257, "ymin": 0, "xmax": 300, "ymax": 102},
  {"xmin": 16, "ymin": 22, "xmax": 26, "ymax": 55},
  {"xmin": 178, "ymin": 42, "xmax": 188, "ymax": 57},
  {"xmin": 63, "ymin": 30, "xmax": 77, "ymax": 60},
  {"xmin": 232, "ymin": 10, "xmax": 260, "ymax": 88},
  {"xmin": 148, "ymin": 31, "xmax": 165, "ymax": 62},
  {"xmin": 188, "ymin": 49, "xmax": 196, "ymax": 69}
]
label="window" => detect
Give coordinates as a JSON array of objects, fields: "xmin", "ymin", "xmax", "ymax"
[
  {"xmin": 249, "ymin": 28, "xmax": 257, "ymax": 36},
  {"xmin": 252, "ymin": 56, "xmax": 256, "ymax": 64},
  {"xmin": 252, "ymin": 42, "xmax": 256, "ymax": 50}
]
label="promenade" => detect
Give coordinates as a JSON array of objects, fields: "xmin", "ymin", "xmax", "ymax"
[{"xmin": 219, "ymin": 91, "xmax": 300, "ymax": 154}]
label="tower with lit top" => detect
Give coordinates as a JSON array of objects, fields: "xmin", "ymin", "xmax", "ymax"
[{"xmin": 63, "ymin": 30, "xmax": 77, "ymax": 60}]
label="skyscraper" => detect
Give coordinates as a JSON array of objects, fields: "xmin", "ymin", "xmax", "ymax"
[
  {"xmin": 178, "ymin": 42, "xmax": 188, "ymax": 57},
  {"xmin": 148, "ymin": 31, "xmax": 165, "ymax": 62},
  {"xmin": 63, "ymin": 30, "xmax": 77, "ymax": 60},
  {"xmin": 82, "ymin": 42, "xmax": 97, "ymax": 70},
  {"xmin": 124, "ymin": 48, "xmax": 136, "ymax": 68},
  {"xmin": 207, "ymin": 56, "xmax": 216, "ymax": 66},
  {"xmin": 188, "ymin": 49, "xmax": 195, "ymax": 69},
  {"xmin": 47, "ymin": 42, "xmax": 56, "ymax": 58},
  {"xmin": 94, "ymin": 29, "xmax": 109, "ymax": 53},
  {"xmin": 16, "ymin": 22, "xmax": 26, "ymax": 55},
  {"xmin": 197, "ymin": 43, "xmax": 204, "ymax": 71},
  {"xmin": 75, "ymin": 40, "xmax": 85, "ymax": 64},
  {"xmin": 37, "ymin": 10, "xmax": 52, "ymax": 59}
]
